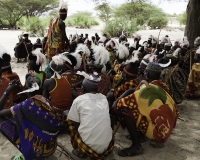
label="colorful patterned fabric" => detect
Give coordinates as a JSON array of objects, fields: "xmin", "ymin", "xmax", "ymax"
[
  {"xmin": 98, "ymin": 73, "xmax": 111, "ymax": 96},
  {"xmin": 0, "ymin": 120, "xmax": 18, "ymax": 142},
  {"xmin": 66, "ymin": 119, "xmax": 114, "ymax": 160},
  {"xmin": 0, "ymin": 77, "xmax": 14, "ymax": 109},
  {"xmin": 186, "ymin": 63, "xmax": 200, "ymax": 98},
  {"xmin": 114, "ymin": 80, "xmax": 179, "ymax": 143},
  {"xmin": 45, "ymin": 18, "xmax": 65, "ymax": 58},
  {"xmin": 160, "ymin": 65, "xmax": 187, "ymax": 104},
  {"xmin": 62, "ymin": 72, "xmax": 83, "ymax": 88},
  {"xmin": 112, "ymin": 63, "xmax": 122, "ymax": 88},
  {"xmin": 2, "ymin": 72, "xmax": 22, "ymax": 102},
  {"xmin": 7, "ymin": 95, "xmax": 63, "ymax": 160},
  {"xmin": 114, "ymin": 78, "xmax": 139, "ymax": 99}
]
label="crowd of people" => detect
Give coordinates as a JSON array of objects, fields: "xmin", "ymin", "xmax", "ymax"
[{"xmin": 0, "ymin": 1, "xmax": 200, "ymax": 160}]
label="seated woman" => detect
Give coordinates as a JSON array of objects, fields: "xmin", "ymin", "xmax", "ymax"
[
  {"xmin": 26, "ymin": 48, "xmax": 47, "ymax": 92},
  {"xmin": 0, "ymin": 77, "xmax": 64, "ymax": 160}
]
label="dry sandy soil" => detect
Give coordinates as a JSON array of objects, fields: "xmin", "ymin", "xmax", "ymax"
[{"xmin": 1, "ymin": 28, "xmax": 200, "ymax": 160}]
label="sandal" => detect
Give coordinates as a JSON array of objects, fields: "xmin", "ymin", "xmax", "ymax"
[
  {"xmin": 118, "ymin": 146, "xmax": 144, "ymax": 157},
  {"xmin": 12, "ymin": 153, "xmax": 25, "ymax": 160},
  {"xmin": 72, "ymin": 149, "xmax": 85, "ymax": 158}
]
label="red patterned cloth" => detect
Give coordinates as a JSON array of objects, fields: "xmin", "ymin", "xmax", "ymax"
[
  {"xmin": 98, "ymin": 73, "xmax": 111, "ymax": 96},
  {"xmin": 0, "ymin": 77, "xmax": 14, "ymax": 109},
  {"xmin": 113, "ymin": 78, "xmax": 139, "ymax": 99},
  {"xmin": 114, "ymin": 80, "xmax": 179, "ymax": 143}
]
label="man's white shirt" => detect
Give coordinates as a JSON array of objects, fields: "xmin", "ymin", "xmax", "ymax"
[{"xmin": 68, "ymin": 93, "xmax": 112, "ymax": 154}]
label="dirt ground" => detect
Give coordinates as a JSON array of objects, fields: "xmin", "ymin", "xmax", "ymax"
[{"xmin": 0, "ymin": 29, "xmax": 200, "ymax": 160}]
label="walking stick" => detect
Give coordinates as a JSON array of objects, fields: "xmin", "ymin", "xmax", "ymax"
[
  {"xmin": 113, "ymin": 123, "xmax": 121, "ymax": 136},
  {"xmin": 156, "ymin": 28, "xmax": 162, "ymax": 49}
]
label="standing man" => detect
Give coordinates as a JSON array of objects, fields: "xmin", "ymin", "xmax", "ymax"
[{"xmin": 45, "ymin": 1, "xmax": 70, "ymax": 59}]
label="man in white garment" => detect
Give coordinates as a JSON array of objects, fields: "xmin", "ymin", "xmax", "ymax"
[{"xmin": 66, "ymin": 71, "xmax": 114, "ymax": 159}]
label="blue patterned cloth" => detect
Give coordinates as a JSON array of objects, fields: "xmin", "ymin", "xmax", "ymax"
[{"xmin": 1, "ymin": 95, "xmax": 64, "ymax": 160}]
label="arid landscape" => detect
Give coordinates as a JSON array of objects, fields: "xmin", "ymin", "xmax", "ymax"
[{"xmin": 1, "ymin": 27, "xmax": 200, "ymax": 160}]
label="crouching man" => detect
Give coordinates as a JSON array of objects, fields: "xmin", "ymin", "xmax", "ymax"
[{"xmin": 66, "ymin": 71, "xmax": 114, "ymax": 159}]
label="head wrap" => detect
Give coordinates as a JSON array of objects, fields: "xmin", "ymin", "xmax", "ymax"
[
  {"xmin": 76, "ymin": 71, "xmax": 101, "ymax": 91},
  {"xmin": 61, "ymin": 52, "xmax": 77, "ymax": 70},
  {"xmin": 1, "ymin": 53, "xmax": 11, "ymax": 73},
  {"xmin": 123, "ymin": 53, "xmax": 139, "ymax": 77},
  {"xmin": 146, "ymin": 59, "xmax": 171, "ymax": 73},
  {"xmin": 31, "ymin": 48, "xmax": 46, "ymax": 65},
  {"xmin": 50, "ymin": 54, "xmax": 67, "ymax": 79},
  {"xmin": 59, "ymin": 0, "xmax": 68, "ymax": 14},
  {"xmin": 115, "ymin": 44, "xmax": 129, "ymax": 61},
  {"xmin": 1, "ymin": 62, "xmax": 11, "ymax": 73},
  {"xmin": 105, "ymin": 38, "xmax": 119, "ymax": 51},
  {"xmin": 123, "ymin": 62, "xmax": 139, "ymax": 77},
  {"xmin": 23, "ymin": 32, "xmax": 29, "ymax": 37},
  {"xmin": 92, "ymin": 45, "xmax": 110, "ymax": 72}
]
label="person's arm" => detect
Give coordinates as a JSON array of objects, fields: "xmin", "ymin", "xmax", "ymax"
[
  {"xmin": 119, "ymin": 88, "xmax": 136, "ymax": 99},
  {"xmin": 0, "ymin": 80, "xmax": 21, "ymax": 117},
  {"xmin": 43, "ymin": 79, "xmax": 50, "ymax": 99},
  {"xmin": 59, "ymin": 20, "xmax": 70, "ymax": 48},
  {"xmin": 112, "ymin": 88, "xmax": 136, "ymax": 109},
  {"xmin": 43, "ymin": 79, "xmax": 55, "ymax": 99}
]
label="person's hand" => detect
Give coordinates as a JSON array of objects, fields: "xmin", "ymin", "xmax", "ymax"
[{"xmin": 6, "ymin": 80, "xmax": 21, "ymax": 93}]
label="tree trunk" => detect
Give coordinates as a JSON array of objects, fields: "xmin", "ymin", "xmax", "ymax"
[{"xmin": 185, "ymin": 0, "xmax": 200, "ymax": 47}]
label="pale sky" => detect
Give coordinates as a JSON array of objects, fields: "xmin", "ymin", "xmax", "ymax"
[{"xmin": 67, "ymin": 0, "xmax": 187, "ymax": 16}]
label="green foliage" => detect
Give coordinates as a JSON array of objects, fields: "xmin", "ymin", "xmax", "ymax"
[
  {"xmin": 0, "ymin": 0, "xmax": 24, "ymax": 28},
  {"xmin": 102, "ymin": 17, "xmax": 140, "ymax": 37},
  {"xmin": 148, "ymin": 16, "xmax": 168, "ymax": 29},
  {"xmin": 0, "ymin": 0, "xmax": 58, "ymax": 28},
  {"xmin": 139, "ymin": 85, "xmax": 167, "ymax": 107},
  {"xmin": 17, "ymin": 16, "xmax": 50, "ymax": 36},
  {"xmin": 16, "ymin": 0, "xmax": 59, "ymax": 17},
  {"xmin": 95, "ymin": 2, "xmax": 112, "ymax": 23},
  {"xmin": 65, "ymin": 12, "xmax": 99, "ymax": 29},
  {"xmin": 113, "ymin": 2, "xmax": 168, "ymax": 28},
  {"xmin": 177, "ymin": 12, "xmax": 187, "ymax": 25}
]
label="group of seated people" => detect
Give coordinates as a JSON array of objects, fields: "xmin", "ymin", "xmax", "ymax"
[
  {"xmin": 14, "ymin": 32, "xmax": 45, "ymax": 63},
  {"xmin": 0, "ymin": 32, "xmax": 200, "ymax": 160}
]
